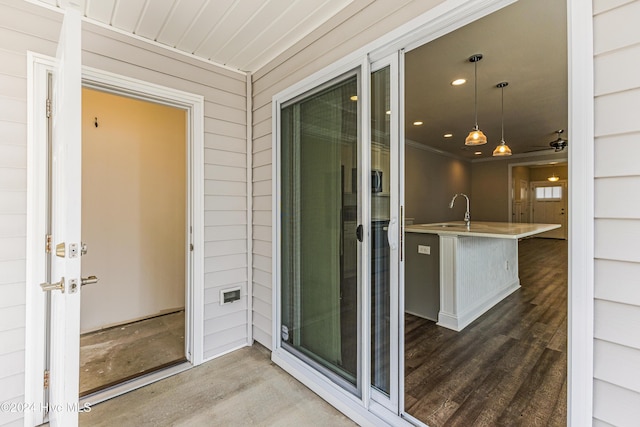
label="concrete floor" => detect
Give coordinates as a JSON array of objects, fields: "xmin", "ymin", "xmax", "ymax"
[
  {"xmin": 80, "ymin": 311, "xmax": 185, "ymax": 395},
  {"xmin": 79, "ymin": 344, "xmax": 356, "ymax": 426}
]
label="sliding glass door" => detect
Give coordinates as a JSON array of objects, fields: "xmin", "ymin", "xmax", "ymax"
[
  {"xmin": 370, "ymin": 54, "xmax": 401, "ymax": 412},
  {"xmin": 278, "ymin": 54, "xmax": 402, "ymax": 412},
  {"xmin": 280, "ymin": 72, "xmax": 361, "ymax": 392}
]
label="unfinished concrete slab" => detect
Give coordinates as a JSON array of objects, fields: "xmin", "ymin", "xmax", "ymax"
[
  {"xmin": 79, "ymin": 344, "xmax": 356, "ymax": 426},
  {"xmin": 80, "ymin": 311, "xmax": 185, "ymax": 395}
]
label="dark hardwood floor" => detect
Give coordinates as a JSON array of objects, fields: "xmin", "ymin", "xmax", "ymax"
[{"xmin": 405, "ymin": 238, "xmax": 567, "ymax": 426}]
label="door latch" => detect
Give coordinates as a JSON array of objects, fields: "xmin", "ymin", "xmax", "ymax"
[
  {"xmin": 40, "ymin": 277, "xmax": 65, "ymax": 293},
  {"xmin": 81, "ymin": 275, "xmax": 99, "ymax": 286}
]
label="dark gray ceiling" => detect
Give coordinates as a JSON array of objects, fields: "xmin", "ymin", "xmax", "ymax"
[{"xmin": 405, "ymin": 0, "xmax": 568, "ymax": 160}]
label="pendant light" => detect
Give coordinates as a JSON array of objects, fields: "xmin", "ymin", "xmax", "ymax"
[
  {"xmin": 547, "ymin": 173, "xmax": 560, "ymax": 182},
  {"xmin": 465, "ymin": 54, "xmax": 487, "ymax": 146},
  {"xmin": 492, "ymin": 81, "xmax": 512, "ymax": 156}
]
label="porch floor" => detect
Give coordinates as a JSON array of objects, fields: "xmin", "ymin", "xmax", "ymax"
[{"xmin": 78, "ymin": 344, "xmax": 356, "ymax": 426}]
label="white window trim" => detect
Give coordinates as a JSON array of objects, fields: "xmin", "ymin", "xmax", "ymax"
[
  {"xmin": 25, "ymin": 52, "xmax": 206, "ymax": 426},
  {"xmin": 271, "ymin": 0, "xmax": 594, "ymax": 425}
]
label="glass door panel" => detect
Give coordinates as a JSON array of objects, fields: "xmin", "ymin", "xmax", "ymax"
[
  {"xmin": 280, "ymin": 73, "xmax": 360, "ymax": 391},
  {"xmin": 371, "ymin": 66, "xmax": 391, "ymax": 395}
]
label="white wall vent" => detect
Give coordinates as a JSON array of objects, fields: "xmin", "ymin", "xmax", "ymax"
[{"xmin": 220, "ymin": 287, "xmax": 241, "ymax": 305}]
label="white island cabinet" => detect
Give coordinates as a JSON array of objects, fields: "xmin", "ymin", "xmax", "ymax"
[{"xmin": 405, "ymin": 221, "xmax": 560, "ymax": 332}]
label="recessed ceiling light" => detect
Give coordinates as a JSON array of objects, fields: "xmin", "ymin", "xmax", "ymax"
[
  {"xmin": 350, "ymin": 95, "xmax": 358, "ymax": 101},
  {"xmin": 474, "ymin": 151, "xmax": 482, "ymax": 155},
  {"xmin": 451, "ymin": 78, "xmax": 466, "ymax": 86},
  {"xmin": 413, "ymin": 121, "xmax": 423, "ymax": 126},
  {"xmin": 444, "ymin": 133, "xmax": 453, "ymax": 138},
  {"xmin": 549, "ymin": 161, "xmax": 559, "ymax": 165}
]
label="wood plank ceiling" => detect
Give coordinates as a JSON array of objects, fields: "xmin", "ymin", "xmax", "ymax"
[{"xmin": 34, "ymin": 0, "xmax": 355, "ymax": 72}]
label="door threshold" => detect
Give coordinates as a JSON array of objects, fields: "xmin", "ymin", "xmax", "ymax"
[{"xmin": 80, "ymin": 360, "xmax": 192, "ymax": 406}]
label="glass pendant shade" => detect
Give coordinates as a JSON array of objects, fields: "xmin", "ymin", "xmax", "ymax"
[
  {"xmin": 493, "ymin": 140, "xmax": 512, "ymax": 156},
  {"xmin": 548, "ymin": 173, "xmax": 560, "ymax": 182},
  {"xmin": 492, "ymin": 81, "xmax": 512, "ymax": 156},
  {"xmin": 465, "ymin": 127, "xmax": 487, "ymax": 145},
  {"xmin": 465, "ymin": 54, "xmax": 487, "ymax": 146}
]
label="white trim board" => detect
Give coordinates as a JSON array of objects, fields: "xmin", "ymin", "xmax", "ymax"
[
  {"xmin": 25, "ymin": 52, "xmax": 206, "ymax": 426},
  {"xmin": 567, "ymin": 0, "xmax": 595, "ymax": 422}
]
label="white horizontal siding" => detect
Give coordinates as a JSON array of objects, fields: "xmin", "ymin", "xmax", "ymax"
[
  {"xmin": 593, "ymin": 418, "xmax": 616, "ymax": 427},
  {"xmin": 0, "ymin": 1, "xmax": 248, "ymax": 420},
  {"xmin": 593, "ymin": 0, "xmax": 640, "ymax": 54},
  {"xmin": 593, "ymin": 379, "xmax": 640, "ymax": 427},
  {"xmin": 593, "ymin": 2, "xmax": 640, "ymax": 422},
  {"xmin": 595, "ymin": 177, "xmax": 640, "ymax": 218},
  {"xmin": 594, "ymin": 340, "xmax": 640, "ymax": 394},
  {"xmin": 83, "ymin": 21, "xmax": 247, "ymax": 359},
  {"xmin": 595, "ymin": 132, "xmax": 640, "ymax": 178},
  {"xmin": 593, "ymin": 0, "xmax": 636, "ymax": 15},
  {"xmin": 595, "ymin": 260, "xmax": 640, "ymax": 307},
  {"xmin": 81, "ymin": 3, "xmax": 251, "ymax": 365}
]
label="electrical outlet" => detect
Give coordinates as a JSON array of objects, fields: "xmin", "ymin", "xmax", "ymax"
[{"xmin": 418, "ymin": 245, "xmax": 431, "ymax": 255}]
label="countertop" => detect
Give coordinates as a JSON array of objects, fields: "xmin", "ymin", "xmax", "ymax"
[{"xmin": 405, "ymin": 221, "xmax": 561, "ymax": 240}]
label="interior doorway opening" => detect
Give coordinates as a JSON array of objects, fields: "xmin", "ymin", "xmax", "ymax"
[
  {"xmin": 78, "ymin": 88, "xmax": 188, "ymax": 397},
  {"xmin": 401, "ymin": 0, "xmax": 569, "ymax": 424},
  {"xmin": 26, "ymin": 51, "xmax": 205, "ymax": 426}
]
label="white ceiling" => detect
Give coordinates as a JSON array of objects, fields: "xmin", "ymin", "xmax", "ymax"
[
  {"xmin": 33, "ymin": 0, "xmax": 568, "ymax": 160},
  {"xmin": 34, "ymin": 0, "xmax": 354, "ymax": 72}
]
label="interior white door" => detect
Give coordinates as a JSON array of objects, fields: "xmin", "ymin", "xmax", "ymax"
[{"xmin": 47, "ymin": 5, "xmax": 83, "ymax": 425}]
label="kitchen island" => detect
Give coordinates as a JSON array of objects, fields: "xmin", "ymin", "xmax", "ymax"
[{"xmin": 405, "ymin": 221, "xmax": 560, "ymax": 331}]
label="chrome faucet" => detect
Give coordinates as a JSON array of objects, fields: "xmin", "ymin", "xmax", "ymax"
[{"xmin": 449, "ymin": 193, "xmax": 471, "ymax": 228}]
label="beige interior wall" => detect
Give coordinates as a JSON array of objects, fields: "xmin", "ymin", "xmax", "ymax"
[
  {"xmin": 405, "ymin": 144, "xmax": 471, "ymax": 224},
  {"xmin": 529, "ymin": 163, "xmax": 568, "ymax": 181},
  {"xmin": 80, "ymin": 88, "xmax": 186, "ymax": 333},
  {"xmin": 471, "ymin": 153, "xmax": 567, "ymax": 222}
]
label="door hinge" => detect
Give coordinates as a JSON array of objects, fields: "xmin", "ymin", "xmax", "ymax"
[
  {"xmin": 46, "ymin": 98, "xmax": 52, "ymax": 118},
  {"xmin": 45, "ymin": 234, "xmax": 52, "ymax": 254},
  {"xmin": 43, "ymin": 370, "xmax": 50, "ymax": 389},
  {"xmin": 190, "ymin": 243, "xmax": 194, "ymax": 252}
]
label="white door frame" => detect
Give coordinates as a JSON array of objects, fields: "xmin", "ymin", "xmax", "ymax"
[
  {"xmin": 25, "ymin": 53, "xmax": 205, "ymax": 426},
  {"xmin": 507, "ymin": 159, "xmax": 569, "ymax": 224},
  {"xmin": 271, "ymin": 0, "xmax": 594, "ymax": 425}
]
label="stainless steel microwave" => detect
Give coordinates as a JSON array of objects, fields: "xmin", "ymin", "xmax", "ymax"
[
  {"xmin": 371, "ymin": 170, "xmax": 383, "ymax": 193},
  {"xmin": 351, "ymin": 168, "xmax": 383, "ymax": 193}
]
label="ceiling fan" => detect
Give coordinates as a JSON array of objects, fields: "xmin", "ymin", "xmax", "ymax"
[{"xmin": 524, "ymin": 129, "xmax": 568, "ymax": 153}]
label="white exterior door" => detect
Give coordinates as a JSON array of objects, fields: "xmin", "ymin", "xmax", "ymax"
[
  {"xmin": 46, "ymin": 5, "xmax": 83, "ymax": 426},
  {"xmin": 531, "ymin": 181, "xmax": 567, "ymax": 239}
]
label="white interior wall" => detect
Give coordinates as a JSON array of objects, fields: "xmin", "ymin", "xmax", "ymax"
[
  {"xmin": 80, "ymin": 88, "xmax": 186, "ymax": 333},
  {"xmin": 592, "ymin": 1, "xmax": 640, "ymax": 425},
  {"xmin": 0, "ymin": 1, "xmax": 248, "ymax": 424}
]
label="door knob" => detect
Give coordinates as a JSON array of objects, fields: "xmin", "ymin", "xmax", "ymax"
[
  {"xmin": 41, "ymin": 277, "xmax": 65, "ymax": 293},
  {"xmin": 81, "ymin": 275, "xmax": 99, "ymax": 286}
]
